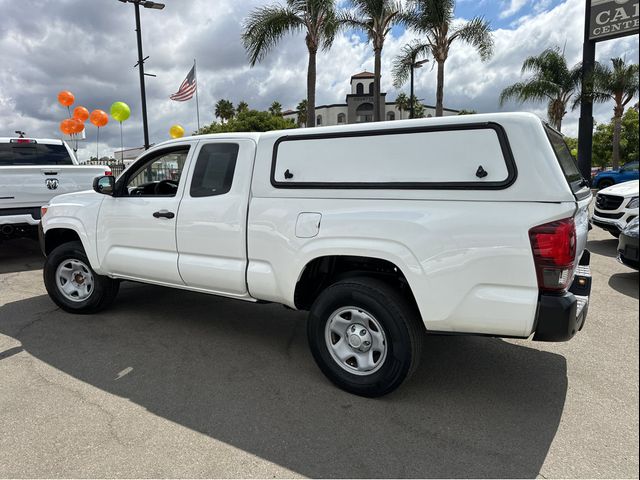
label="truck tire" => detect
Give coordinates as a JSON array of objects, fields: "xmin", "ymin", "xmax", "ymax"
[
  {"xmin": 307, "ymin": 277, "xmax": 424, "ymax": 397},
  {"xmin": 44, "ymin": 241, "xmax": 119, "ymax": 314}
]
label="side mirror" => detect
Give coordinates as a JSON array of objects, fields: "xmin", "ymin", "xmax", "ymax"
[{"xmin": 93, "ymin": 175, "xmax": 115, "ymax": 196}]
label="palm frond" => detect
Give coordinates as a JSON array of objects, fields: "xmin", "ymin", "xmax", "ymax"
[
  {"xmin": 499, "ymin": 80, "xmax": 557, "ymax": 106},
  {"xmin": 450, "ymin": 16, "xmax": 493, "ymax": 61},
  {"xmin": 392, "ymin": 40, "xmax": 430, "ymax": 88},
  {"xmin": 242, "ymin": 5, "xmax": 303, "ymax": 66}
]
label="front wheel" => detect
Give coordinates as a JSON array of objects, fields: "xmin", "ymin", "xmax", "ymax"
[
  {"xmin": 44, "ymin": 241, "xmax": 119, "ymax": 314},
  {"xmin": 307, "ymin": 277, "xmax": 424, "ymax": 397}
]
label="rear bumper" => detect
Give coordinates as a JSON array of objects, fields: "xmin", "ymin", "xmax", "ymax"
[
  {"xmin": 533, "ymin": 250, "xmax": 591, "ymax": 342},
  {"xmin": 0, "ymin": 207, "xmax": 42, "ymax": 226}
]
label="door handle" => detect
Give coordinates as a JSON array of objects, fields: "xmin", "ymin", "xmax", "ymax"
[{"xmin": 153, "ymin": 210, "xmax": 175, "ymax": 219}]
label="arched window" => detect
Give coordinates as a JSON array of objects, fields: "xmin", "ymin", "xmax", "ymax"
[
  {"xmin": 387, "ymin": 111, "xmax": 395, "ymax": 121},
  {"xmin": 356, "ymin": 82, "xmax": 364, "ymax": 94},
  {"xmin": 316, "ymin": 115, "xmax": 322, "ymax": 125},
  {"xmin": 368, "ymin": 82, "xmax": 374, "ymax": 95},
  {"xmin": 337, "ymin": 113, "xmax": 346, "ymax": 124},
  {"xmin": 356, "ymin": 103, "xmax": 373, "ymax": 123}
]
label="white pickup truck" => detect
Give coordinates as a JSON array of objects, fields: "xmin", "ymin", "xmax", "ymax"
[
  {"xmin": 0, "ymin": 137, "xmax": 109, "ymax": 239},
  {"xmin": 39, "ymin": 113, "xmax": 592, "ymax": 397}
]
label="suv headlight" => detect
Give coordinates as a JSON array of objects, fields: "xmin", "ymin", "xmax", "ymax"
[
  {"xmin": 622, "ymin": 216, "xmax": 639, "ymax": 237},
  {"xmin": 627, "ymin": 197, "xmax": 639, "ymax": 209}
]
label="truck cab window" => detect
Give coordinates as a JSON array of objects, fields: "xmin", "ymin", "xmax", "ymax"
[
  {"xmin": 190, "ymin": 143, "xmax": 238, "ymax": 197},
  {"xmin": 126, "ymin": 149, "xmax": 189, "ymax": 197}
]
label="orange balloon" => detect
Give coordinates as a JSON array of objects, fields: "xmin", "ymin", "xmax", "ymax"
[
  {"xmin": 59, "ymin": 119, "xmax": 75, "ymax": 135},
  {"xmin": 89, "ymin": 109, "xmax": 109, "ymax": 128},
  {"xmin": 73, "ymin": 106, "xmax": 89, "ymax": 122},
  {"xmin": 58, "ymin": 91, "xmax": 75, "ymax": 107},
  {"xmin": 70, "ymin": 118, "xmax": 85, "ymax": 134}
]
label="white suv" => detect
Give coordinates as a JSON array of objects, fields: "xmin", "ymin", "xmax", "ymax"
[{"xmin": 592, "ymin": 180, "xmax": 639, "ymax": 237}]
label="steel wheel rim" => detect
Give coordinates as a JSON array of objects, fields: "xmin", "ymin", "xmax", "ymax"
[
  {"xmin": 55, "ymin": 258, "xmax": 95, "ymax": 303},
  {"xmin": 324, "ymin": 306, "xmax": 388, "ymax": 376}
]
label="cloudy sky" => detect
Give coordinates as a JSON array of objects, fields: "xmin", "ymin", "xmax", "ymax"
[{"xmin": 0, "ymin": 0, "xmax": 638, "ymax": 161}]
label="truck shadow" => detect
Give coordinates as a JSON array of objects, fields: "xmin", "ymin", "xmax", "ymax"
[
  {"xmin": 587, "ymin": 237, "xmax": 619, "ymax": 259},
  {"xmin": 0, "ymin": 237, "xmax": 43, "ymax": 274},
  {"xmin": 0, "ymin": 284, "xmax": 567, "ymax": 478},
  {"xmin": 608, "ymin": 271, "xmax": 639, "ymax": 299}
]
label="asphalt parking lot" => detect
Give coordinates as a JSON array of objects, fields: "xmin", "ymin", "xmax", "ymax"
[{"xmin": 0, "ymin": 226, "xmax": 638, "ymax": 478}]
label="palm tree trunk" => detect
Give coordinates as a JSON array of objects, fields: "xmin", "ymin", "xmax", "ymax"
[
  {"xmin": 436, "ymin": 60, "xmax": 445, "ymax": 117},
  {"xmin": 556, "ymin": 116, "xmax": 562, "ymax": 132},
  {"xmin": 374, "ymin": 47, "xmax": 382, "ymax": 122},
  {"xmin": 612, "ymin": 105, "xmax": 623, "ymax": 169},
  {"xmin": 307, "ymin": 49, "xmax": 316, "ymax": 128}
]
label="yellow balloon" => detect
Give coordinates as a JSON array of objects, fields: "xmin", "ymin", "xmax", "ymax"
[
  {"xmin": 169, "ymin": 124, "xmax": 185, "ymax": 139},
  {"xmin": 110, "ymin": 102, "xmax": 131, "ymax": 123}
]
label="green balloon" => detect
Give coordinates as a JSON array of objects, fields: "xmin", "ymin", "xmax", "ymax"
[{"xmin": 110, "ymin": 101, "xmax": 131, "ymax": 122}]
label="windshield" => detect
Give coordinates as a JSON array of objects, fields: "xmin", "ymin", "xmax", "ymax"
[{"xmin": 0, "ymin": 143, "xmax": 74, "ymax": 166}]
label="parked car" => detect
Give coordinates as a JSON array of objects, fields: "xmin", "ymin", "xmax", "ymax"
[
  {"xmin": 39, "ymin": 113, "xmax": 592, "ymax": 397},
  {"xmin": 617, "ymin": 216, "xmax": 639, "ymax": 270},
  {"xmin": 592, "ymin": 160, "xmax": 639, "ymax": 189},
  {"xmin": 592, "ymin": 180, "xmax": 639, "ymax": 237},
  {"xmin": 0, "ymin": 136, "xmax": 109, "ymax": 240}
]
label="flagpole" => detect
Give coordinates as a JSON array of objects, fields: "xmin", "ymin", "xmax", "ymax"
[{"xmin": 194, "ymin": 58, "xmax": 201, "ymax": 131}]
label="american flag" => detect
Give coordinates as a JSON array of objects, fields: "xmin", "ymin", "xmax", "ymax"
[{"xmin": 170, "ymin": 66, "xmax": 197, "ymax": 102}]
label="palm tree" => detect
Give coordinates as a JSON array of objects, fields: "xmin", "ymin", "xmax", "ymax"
[
  {"xmin": 340, "ymin": 0, "xmax": 403, "ymax": 122},
  {"xmin": 237, "ymin": 101, "xmax": 249, "ymax": 114},
  {"xmin": 269, "ymin": 101, "xmax": 283, "ymax": 116},
  {"xmin": 395, "ymin": 92, "xmax": 409, "ymax": 119},
  {"xmin": 242, "ymin": 0, "xmax": 338, "ymax": 128},
  {"xmin": 499, "ymin": 47, "xmax": 581, "ymax": 132},
  {"xmin": 215, "ymin": 99, "xmax": 235, "ymax": 124},
  {"xmin": 590, "ymin": 58, "xmax": 639, "ymax": 169},
  {"xmin": 410, "ymin": 95, "xmax": 425, "ymax": 118},
  {"xmin": 403, "ymin": 0, "xmax": 493, "ymax": 117},
  {"xmin": 296, "ymin": 99, "xmax": 308, "ymax": 126}
]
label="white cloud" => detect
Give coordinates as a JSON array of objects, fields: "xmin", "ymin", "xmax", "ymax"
[
  {"xmin": 499, "ymin": 0, "xmax": 530, "ymax": 19},
  {"xmin": 0, "ymin": 0, "xmax": 637, "ymax": 161}
]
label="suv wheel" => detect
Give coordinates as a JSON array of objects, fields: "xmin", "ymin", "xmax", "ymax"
[
  {"xmin": 307, "ymin": 277, "xmax": 424, "ymax": 397},
  {"xmin": 44, "ymin": 241, "xmax": 119, "ymax": 314}
]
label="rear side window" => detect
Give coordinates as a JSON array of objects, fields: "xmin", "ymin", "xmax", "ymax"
[
  {"xmin": 190, "ymin": 143, "xmax": 238, "ymax": 197},
  {"xmin": 0, "ymin": 143, "xmax": 73, "ymax": 165},
  {"xmin": 271, "ymin": 124, "xmax": 517, "ymax": 189},
  {"xmin": 544, "ymin": 126, "xmax": 588, "ymax": 199}
]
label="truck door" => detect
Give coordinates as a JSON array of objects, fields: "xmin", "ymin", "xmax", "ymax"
[
  {"xmin": 96, "ymin": 144, "xmax": 195, "ymax": 285},
  {"xmin": 176, "ymin": 139, "xmax": 255, "ymax": 297}
]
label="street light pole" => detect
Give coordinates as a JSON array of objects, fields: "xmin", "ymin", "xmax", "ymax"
[
  {"xmin": 410, "ymin": 66, "xmax": 415, "ymax": 119},
  {"xmin": 133, "ymin": 2, "xmax": 150, "ymax": 150},
  {"xmin": 409, "ymin": 59, "xmax": 428, "ymax": 119},
  {"xmin": 118, "ymin": 0, "xmax": 164, "ymax": 150}
]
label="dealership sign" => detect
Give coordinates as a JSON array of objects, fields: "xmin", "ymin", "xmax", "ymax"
[{"xmin": 589, "ymin": 0, "xmax": 639, "ymax": 40}]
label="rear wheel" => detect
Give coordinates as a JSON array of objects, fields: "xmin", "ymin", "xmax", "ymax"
[
  {"xmin": 307, "ymin": 277, "xmax": 424, "ymax": 397},
  {"xmin": 44, "ymin": 241, "xmax": 119, "ymax": 314}
]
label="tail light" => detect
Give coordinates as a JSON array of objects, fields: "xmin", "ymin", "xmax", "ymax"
[
  {"xmin": 529, "ymin": 218, "xmax": 576, "ymax": 293},
  {"xmin": 105, "ymin": 171, "xmax": 112, "ymax": 176}
]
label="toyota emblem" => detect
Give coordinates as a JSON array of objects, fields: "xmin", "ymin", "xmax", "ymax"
[{"xmin": 46, "ymin": 178, "xmax": 59, "ymax": 190}]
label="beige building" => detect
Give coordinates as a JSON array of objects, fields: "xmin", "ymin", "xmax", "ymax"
[{"xmin": 283, "ymin": 71, "xmax": 459, "ymax": 126}]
